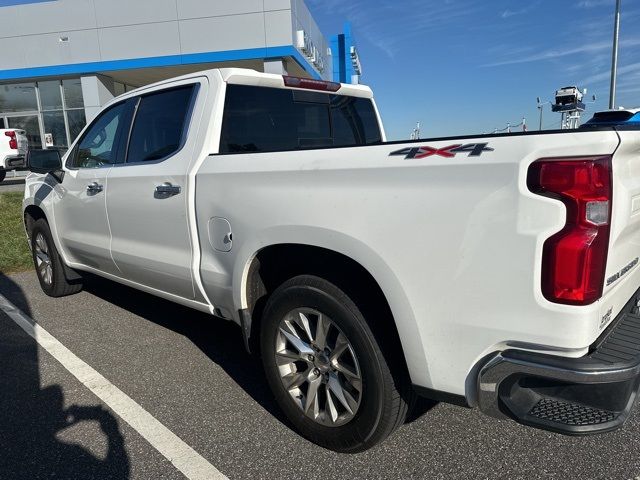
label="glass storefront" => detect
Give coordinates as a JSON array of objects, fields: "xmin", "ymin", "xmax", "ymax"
[
  {"xmin": 66, "ymin": 109, "xmax": 86, "ymax": 143},
  {"xmin": 63, "ymin": 79, "xmax": 84, "ymax": 108},
  {"xmin": 43, "ymin": 111, "xmax": 67, "ymax": 149},
  {"xmin": 0, "ymin": 78, "xmax": 87, "ymax": 150},
  {"xmin": 7, "ymin": 115, "xmax": 42, "ymax": 149},
  {"xmin": 0, "ymin": 83, "xmax": 38, "ymax": 112}
]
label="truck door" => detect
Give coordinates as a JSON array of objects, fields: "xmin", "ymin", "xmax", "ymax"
[
  {"xmin": 106, "ymin": 82, "xmax": 201, "ymax": 300},
  {"xmin": 53, "ymin": 101, "xmax": 130, "ymax": 274}
]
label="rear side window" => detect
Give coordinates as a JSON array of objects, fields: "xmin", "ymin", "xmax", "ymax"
[
  {"xmin": 220, "ymin": 84, "xmax": 382, "ymax": 153},
  {"xmin": 126, "ymin": 85, "xmax": 195, "ymax": 163}
]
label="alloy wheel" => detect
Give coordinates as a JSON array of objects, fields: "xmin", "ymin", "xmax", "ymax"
[
  {"xmin": 34, "ymin": 233, "xmax": 53, "ymax": 285},
  {"xmin": 275, "ymin": 307, "xmax": 362, "ymax": 427}
]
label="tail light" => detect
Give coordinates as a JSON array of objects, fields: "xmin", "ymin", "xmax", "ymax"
[
  {"xmin": 527, "ymin": 156, "xmax": 612, "ymax": 305},
  {"xmin": 283, "ymin": 76, "xmax": 341, "ymax": 92},
  {"xmin": 5, "ymin": 130, "xmax": 17, "ymax": 150}
]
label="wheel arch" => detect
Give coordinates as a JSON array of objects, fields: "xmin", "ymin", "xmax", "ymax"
[
  {"xmin": 24, "ymin": 202, "xmax": 47, "ymax": 222},
  {"xmin": 23, "ymin": 204, "xmax": 48, "ymax": 244},
  {"xmin": 23, "ymin": 202, "xmax": 82, "ymax": 283},
  {"xmin": 234, "ymin": 231, "xmax": 429, "ymax": 386}
]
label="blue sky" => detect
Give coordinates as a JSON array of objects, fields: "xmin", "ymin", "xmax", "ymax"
[{"xmin": 306, "ymin": 0, "xmax": 640, "ymax": 140}]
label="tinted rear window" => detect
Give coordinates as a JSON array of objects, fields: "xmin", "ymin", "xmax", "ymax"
[
  {"xmin": 220, "ymin": 84, "xmax": 382, "ymax": 153},
  {"xmin": 127, "ymin": 85, "xmax": 195, "ymax": 162}
]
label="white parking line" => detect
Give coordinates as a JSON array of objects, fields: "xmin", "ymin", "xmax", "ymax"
[{"xmin": 0, "ymin": 293, "xmax": 228, "ymax": 480}]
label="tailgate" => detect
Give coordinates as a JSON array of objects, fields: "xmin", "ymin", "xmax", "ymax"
[{"xmin": 602, "ymin": 129, "xmax": 640, "ymax": 319}]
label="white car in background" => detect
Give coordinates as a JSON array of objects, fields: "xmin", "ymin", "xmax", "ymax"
[{"xmin": 0, "ymin": 128, "xmax": 28, "ymax": 182}]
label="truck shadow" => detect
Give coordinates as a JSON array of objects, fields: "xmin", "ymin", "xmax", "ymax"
[
  {"xmin": 80, "ymin": 274, "xmax": 438, "ymax": 428},
  {"xmin": 82, "ymin": 274, "xmax": 288, "ymax": 422},
  {"xmin": 0, "ymin": 274, "xmax": 130, "ymax": 480}
]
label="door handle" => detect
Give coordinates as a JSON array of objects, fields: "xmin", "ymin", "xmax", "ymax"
[
  {"xmin": 155, "ymin": 182, "xmax": 181, "ymax": 197},
  {"xmin": 87, "ymin": 182, "xmax": 103, "ymax": 193}
]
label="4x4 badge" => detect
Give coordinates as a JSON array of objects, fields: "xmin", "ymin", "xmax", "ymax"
[{"xmin": 390, "ymin": 143, "xmax": 494, "ymax": 159}]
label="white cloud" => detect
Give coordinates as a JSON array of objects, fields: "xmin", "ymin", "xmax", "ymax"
[
  {"xmin": 483, "ymin": 37, "xmax": 640, "ymax": 67},
  {"xmin": 501, "ymin": 7, "xmax": 527, "ymax": 18},
  {"xmin": 583, "ymin": 61, "xmax": 640, "ymax": 86},
  {"xmin": 576, "ymin": 0, "xmax": 613, "ymax": 8},
  {"xmin": 500, "ymin": 1, "xmax": 541, "ymax": 19},
  {"xmin": 307, "ymin": 0, "xmax": 482, "ymax": 58}
]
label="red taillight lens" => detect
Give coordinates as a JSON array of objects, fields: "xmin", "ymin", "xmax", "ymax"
[
  {"xmin": 527, "ymin": 156, "xmax": 612, "ymax": 305},
  {"xmin": 283, "ymin": 75, "xmax": 341, "ymax": 92},
  {"xmin": 4, "ymin": 130, "xmax": 17, "ymax": 150}
]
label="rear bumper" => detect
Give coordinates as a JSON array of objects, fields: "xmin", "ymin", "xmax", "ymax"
[
  {"xmin": 1, "ymin": 154, "xmax": 25, "ymax": 169},
  {"xmin": 477, "ymin": 287, "xmax": 640, "ymax": 434}
]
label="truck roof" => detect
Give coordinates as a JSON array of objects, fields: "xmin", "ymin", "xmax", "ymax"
[
  {"xmin": 596, "ymin": 107, "xmax": 640, "ymax": 114},
  {"xmin": 218, "ymin": 68, "xmax": 373, "ymax": 99},
  {"xmin": 118, "ymin": 68, "xmax": 374, "ymax": 100}
]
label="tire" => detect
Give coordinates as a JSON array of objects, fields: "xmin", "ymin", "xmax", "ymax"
[
  {"xmin": 0, "ymin": 170, "xmax": 6, "ymax": 182},
  {"xmin": 30, "ymin": 218, "xmax": 82, "ymax": 297},
  {"xmin": 260, "ymin": 275, "xmax": 412, "ymax": 452}
]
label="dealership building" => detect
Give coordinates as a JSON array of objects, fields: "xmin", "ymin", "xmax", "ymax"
[{"xmin": 0, "ymin": 0, "xmax": 362, "ymax": 150}]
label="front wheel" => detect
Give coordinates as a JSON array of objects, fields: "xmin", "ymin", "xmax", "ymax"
[
  {"xmin": 30, "ymin": 218, "xmax": 82, "ymax": 297},
  {"xmin": 260, "ymin": 275, "xmax": 412, "ymax": 452}
]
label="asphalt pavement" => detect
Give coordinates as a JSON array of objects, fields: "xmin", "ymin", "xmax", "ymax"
[
  {"xmin": 1, "ymin": 170, "xmax": 26, "ymax": 193},
  {"xmin": 2, "ymin": 270, "xmax": 640, "ymax": 480}
]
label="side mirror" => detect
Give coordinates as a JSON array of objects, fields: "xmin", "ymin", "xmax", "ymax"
[{"xmin": 27, "ymin": 149, "xmax": 62, "ymax": 174}]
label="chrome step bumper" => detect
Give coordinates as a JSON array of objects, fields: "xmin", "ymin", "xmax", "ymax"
[{"xmin": 477, "ymin": 289, "xmax": 640, "ymax": 435}]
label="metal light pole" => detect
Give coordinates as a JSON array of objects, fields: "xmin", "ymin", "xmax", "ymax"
[
  {"xmin": 609, "ymin": 0, "xmax": 622, "ymax": 109},
  {"xmin": 536, "ymin": 97, "xmax": 550, "ymax": 131},
  {"xmin": 538, "ymin": 103, "xmax": 544, "ymax": 131}
]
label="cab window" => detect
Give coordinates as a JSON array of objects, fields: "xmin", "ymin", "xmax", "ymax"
[
  {"xmin": 220, "ymin": 85, "xmax": 382, "ymax": 153},
  {"xmin": 125, "ymin": 85, "xmax": 195, "ymax": 163},
  {"xmin": 71, "ymin": 103, "xmax": 126, "ymax": 168}
]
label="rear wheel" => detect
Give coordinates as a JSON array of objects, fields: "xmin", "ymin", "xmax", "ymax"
[
  {"xmin": 30, "ymin": 218, "xmax": 82, "ymax": 297},
  {"xmin": 0, "ymin": 170, "xmax": 6, "ymax": 182},
  {"xmin": 260, "ymin": 275, "xmax": 412, "ymax": 452}
]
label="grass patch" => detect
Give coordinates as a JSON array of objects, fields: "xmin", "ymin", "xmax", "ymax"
[{"xmin": 0, "ymin": 192, "xmax": 32, "ymax": 274}]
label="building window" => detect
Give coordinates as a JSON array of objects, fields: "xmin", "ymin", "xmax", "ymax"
[
  {"xmin": 7, "ymin": 115, "xmax": 42, "ymax": 149},
  {"xmin": 0, "ymin": 83, "xmax": 38, "ymax": 112},
  {"xmin": 38, "ymin": 79, "xmax": 86, "ymax": 148},
  {"xmin": 39, "ymin": 80, "xmax": 63, "ymax": 110},
  {"xmin": 66, "ymin": 109, "xmax": 87, "ymax": 144},
  {"xmin": 0, "ymin": 78, "xmax": 87, "ymax": 150},
  {"xmin": 42, "ymin": 111, "xmax": 67, "ymax": 149},
  {"xmin": 62, "ymin": 79, "xmax": 84, "ymax": 109}
]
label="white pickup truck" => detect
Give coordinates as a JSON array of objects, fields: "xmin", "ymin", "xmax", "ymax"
[
  {"xmin": 0, "ymin": 128, "xmax": 28, "ymax": 182},
  {"xmin": 23, "ymin": 68, "xmax": 640, "ymax": 452}
]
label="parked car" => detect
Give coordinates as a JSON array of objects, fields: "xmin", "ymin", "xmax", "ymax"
[
  {"xmin": 22, "ymin": 68, "xmax": 640, "ymax": 452},
  {"xmin": 0, "ymin": 128, "xmax": 28, "ymax": 182},
  {"xmin": 582, "ymin": 107, "xmax": 640, "ymax": 127}
]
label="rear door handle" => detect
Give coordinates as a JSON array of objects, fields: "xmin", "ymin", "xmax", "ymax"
[
  {"xmin": 155, "ymin": 182, "xmax": 181, "ymax": 197},
  {"xmin": 87, "ymin": 182, "xmax": 103, "ymax": 193}
]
